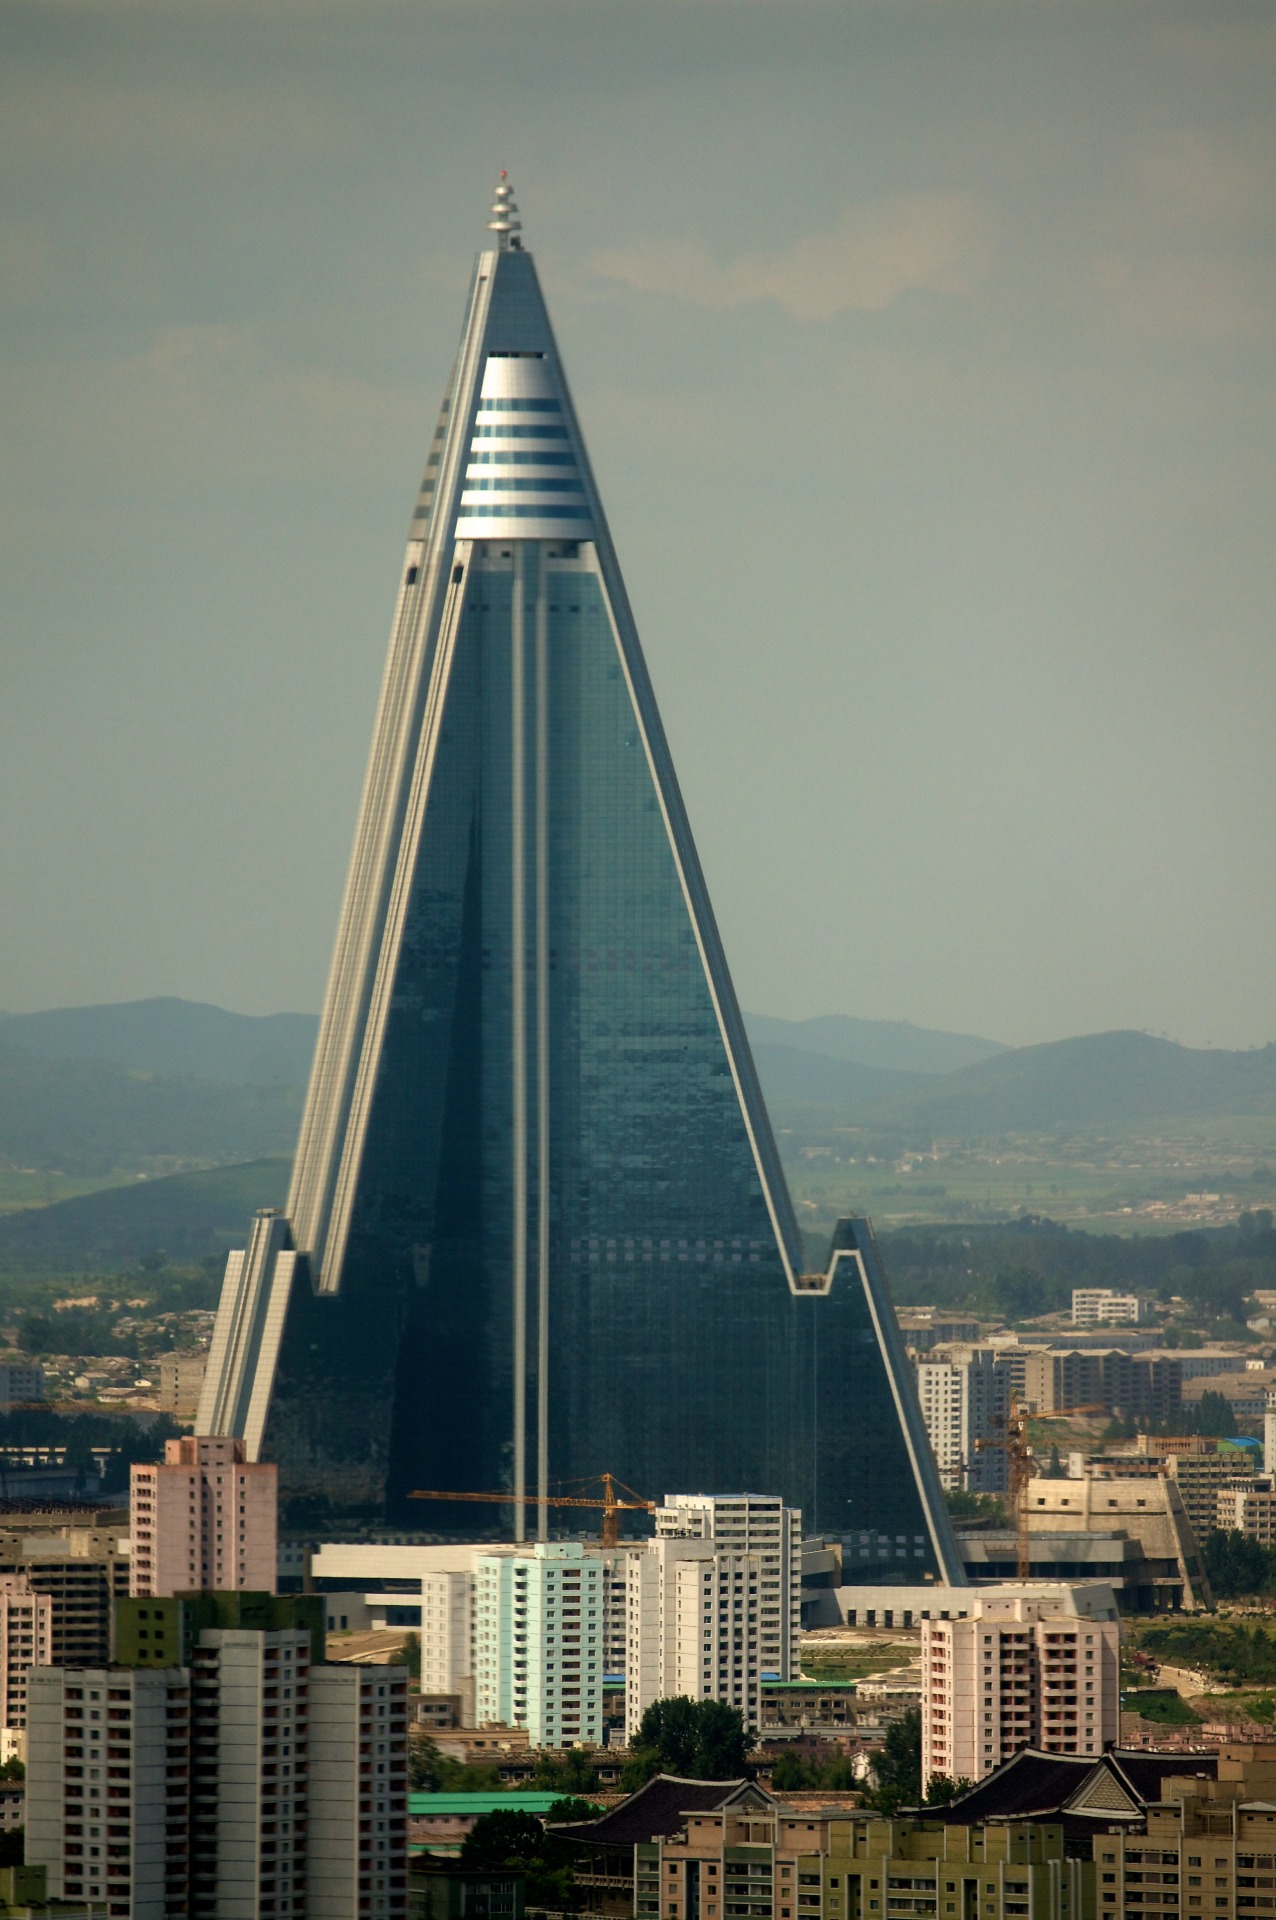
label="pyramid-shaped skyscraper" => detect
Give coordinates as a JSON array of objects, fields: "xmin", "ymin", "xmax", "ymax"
[{"xmin": 199, "ymin": 179, "xmax": 959, "ymax": 1575}]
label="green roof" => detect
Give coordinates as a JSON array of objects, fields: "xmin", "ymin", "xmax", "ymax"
[
  {"xmin": 762, "ymin": 1677, "xmax": 856, "ymax": 1689},
  {"xmin": 409, "ymin": 1792, "xmax": 567, "ymax": 1816}
]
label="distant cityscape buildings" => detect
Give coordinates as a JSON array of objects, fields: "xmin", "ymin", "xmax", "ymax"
[{"xmin": 1072, "ymin": 1288, "xmax": 1143, "ymax": 1328}]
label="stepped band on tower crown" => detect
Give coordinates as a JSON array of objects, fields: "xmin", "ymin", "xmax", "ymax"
[{"xmin": 197, "ymin": 178, "xmax": 959, "ymax": 1576}]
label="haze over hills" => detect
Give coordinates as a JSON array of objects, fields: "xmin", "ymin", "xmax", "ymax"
[
  {"xmin": 0, "ymin": 998, "xmax": 316, "ymax": 1084},
  {"xmin": 743, "ymin": 1012, "xmax": 1005, "ymax": 1075},
  {"xmin": 0, "ymin": 999, "xmax": 1274, "ymax": 1207}
]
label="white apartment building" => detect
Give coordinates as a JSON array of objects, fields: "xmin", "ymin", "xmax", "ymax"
[
  {"xmin": 1218, "ymin": 1477, "xmax": 1276, "ymax": 1544},
  {"xmin": 915, "ymin": 1348, "xmax": 1011, "ymax": 1494},
  {"xmin": 0, "ymin": 1575, "xmax": 52, "ymax": 1729},
  {"xmin": 1265, "ymin": 1390, "xmax": 1276, "ymax": 1476},
  {"xmin": 1072, "ymin": 1288, "xmax": 1142, "ymax": 1327},
  {"xmin": 627, "ymin": 1494, "xmax": 801, "ymax": 1738},
  {"xmin": 130, "ymin": 1434, "xmax": 276, "ymax": 1597},
  {"xmin": 309, "ymin": 1665, "xmax": 409, "ymax": 1920},
  {"xmin": 418, "ymin": 1569, "xmax": 474, "ymax": 1712},
  {"xmin": 473, "ymin": 1541, "xmax": 603, "ymax": 1748},
  {"xmin": 26, "ymin": 1663, "xmax": 192, "ymax": 1916},
  {"xmin": 921, "ymin": 1589, "xmax": 1120, "ymax": 1796}
]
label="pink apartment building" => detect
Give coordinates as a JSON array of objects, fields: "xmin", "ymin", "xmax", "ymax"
[
  {"xmin": 922, "ymin": 1587, "xmax": 1120, "ymax": 1795},
  {"xmin": 130, "ymin": 1434, "xmax": 277, "ymax": 1597}
]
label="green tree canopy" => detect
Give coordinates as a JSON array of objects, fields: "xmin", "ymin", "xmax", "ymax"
[
  {"xmin": 623, "ymin": 1697, "xmax": 753, "ymax": 1789},
  {"xmin": 461, "ymin": 1808, "xmax": 579, "ymax": 1910},
  {"xmin": 859, "ymin": 1707, "xmax": 921, "ymax": 1814}
]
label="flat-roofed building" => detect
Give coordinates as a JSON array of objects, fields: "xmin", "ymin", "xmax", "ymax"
[
  {"xmin": 921, "ymin": 1590, "xmax": 1120, "ymax": 1793},
  {"xmin": 1217, "ymin": 1477, "xmax": 1276, "ymax": 1544},
  {"xmin": 26, "ymin": 1662, "xmax": 192, "ymax": 1915},
  {"xmin": 130, "ymin": 1433, "xmax": 276, "ymax": 1598}
]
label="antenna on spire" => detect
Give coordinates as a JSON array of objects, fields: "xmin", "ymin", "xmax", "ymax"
[{"xmin": 488, "ymin": 172, "xmax": 523, "ymax": 251}]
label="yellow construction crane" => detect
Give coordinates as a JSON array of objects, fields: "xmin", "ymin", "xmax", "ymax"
[{"xmin": 408, "ymin": 1471, "xmax": 654, "ymax": 1547}]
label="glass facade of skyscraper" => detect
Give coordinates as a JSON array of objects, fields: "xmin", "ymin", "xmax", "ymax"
[{"xmin": 199, "ymin": 186, "xmax": 960, "ymax": 1580}]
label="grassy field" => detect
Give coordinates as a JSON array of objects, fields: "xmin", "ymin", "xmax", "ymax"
[
  {"xmin": 779, "ymin": 1124, "xmax": 1276, "ymax": 1233},
  {"xmin": 799, "ymin": 1638, "xmax": 918, "ymax": 1682},
  {"xmin": 0, "ymin": 1170, "xmax": 143, "ymax": 1214}
]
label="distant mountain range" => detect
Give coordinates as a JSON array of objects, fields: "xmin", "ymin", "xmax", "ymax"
[
  {"xmin": 0, "ymin": 998, "xmax": 316, "ymax": 1084},
  {"xmin": 0, "ymin": 999, "xmax": 1273, "ymax": 1200},
  {"xmin": 742, "ymin": 1012, "xmax": 1005, "ymax": 1076}
]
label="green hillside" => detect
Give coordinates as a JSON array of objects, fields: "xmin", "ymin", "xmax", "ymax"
[
  {"xmin": 0, "ymin": 1158, "xmax": 291, "ymax": 1272},
  {"xmin": 0, "ymin": 1048, "xmax": 303, "ymax": 1176}
]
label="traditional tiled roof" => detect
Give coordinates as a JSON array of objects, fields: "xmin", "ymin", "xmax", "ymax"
[
  {"xmin": 551, "ymin": 1776, "xmax": 773, "ymax": 1846},
  {"xmin": 938, "ymin": 1748, "xmax": 1219, "ymax": 1828}
]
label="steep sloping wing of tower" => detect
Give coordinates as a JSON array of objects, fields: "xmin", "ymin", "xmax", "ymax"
[{"xmin": 196, "ymin": 189, "xmax": 960, "ymax": 1578}]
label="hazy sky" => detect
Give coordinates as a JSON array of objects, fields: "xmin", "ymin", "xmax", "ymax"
[{"xmin": 2, "ymin": 0, "xmax": 1273, "ymax": 1049}]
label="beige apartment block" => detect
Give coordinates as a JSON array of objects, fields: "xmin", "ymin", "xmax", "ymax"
[
  {"xmin": 1217, "ymin": 1479, "xmax": 1276, "ymax": 1544},
  {"xmin": 0, "ymin": 1517, "xmax": 129, "ymax": 1668},
  {"xmin": 921, "ymin": 1592, "xmax": 1119, "ymax": 1794},
  {"xmin": 1073, "ymin": 1288, "xmax": 1142, "ymax": 1327},
  {"xmin": 156, "ymin": 1351, "xmax": 207, "ymax": 1420},
  {"xmin": 0, "ymin": 1575, "xmax": 52, "ymax": 1730},
  {"xmin": 1096, "ymin": 1743, "xmax": 1276, "ymax": 1920},
  {"xmin": 417, "ymin": 1570, "xmax": 473, "ymax": 1711},
  {"xmin": 628, "ymin": 1496, "xmax": 801, "ymax": 1738},
  {"xmin": 641, "ymin": 1790, "xmax": 1093, "ymax": 1920},
  {"xmin": 130, "ymin": 1434, "xmax": 276, "ymax": 1597},
  {"xmin": 1166, "ymin": 1449, "xmax": 1257, "ymax": 1543}
]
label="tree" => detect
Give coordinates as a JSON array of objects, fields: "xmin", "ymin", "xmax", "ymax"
[
  {"xmin": 1195, "ymin": 1391, "xmax": 1238, "ymax": 1438},
  {"xmin": 545, "ymin": 1797, "xmax": 604, "ymax": 1825},
  {"xmin": 532, "ymin": 1748, "xmax": 600, "ymax": 1794},
  {"xmin": 922, "ymin": 1773, "xmax": 973, "ymax": 1806},
  {"xmin": 624, "ymin": 1698, "xmax": 752, "ymax": 1789},
  {"xmin": 408, "ymin": 1735, "xmax": 501, "ymax": 1792},
  {"xmin": 1201, "ymin": 1529, "xmax": 1276, "ymax": 1600},
  {"xmin": 461, "ymin": 1808, "xmax": 579, "ymax": 1911},
  {"xmin": 388, "ymin": 1633, "xmax": 421, "ymax": 1684},
  {"xmin": 859, "ymin": 1708, "xmax": 921, "ymax": 1814}
]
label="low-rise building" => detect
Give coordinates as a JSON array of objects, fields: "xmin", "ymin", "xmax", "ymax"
[
  {"xmin": 0, "ymin": 1364, "xmax": 46, "ymax": 1413},
  {"xmin": 1073, "ymin": 1289, "xmax": 1142, "ymax": 1328},
  {"xmin": 557, "ymin": 1778, "xmax": 1093, "ymax": 1920}
]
